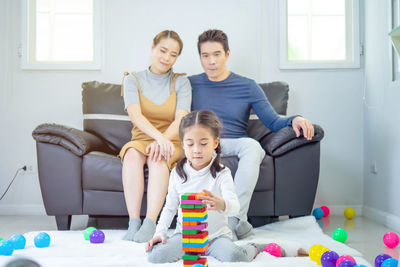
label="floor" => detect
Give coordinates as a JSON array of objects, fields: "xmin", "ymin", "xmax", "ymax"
[{"xmin": 0, "ymin": 215, "xmax": 398, "ymax": 265}]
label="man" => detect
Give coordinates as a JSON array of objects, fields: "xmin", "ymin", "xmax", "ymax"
[{"xmin": 189, "ymin": 29, "xmax": 314, "ymax": 240}]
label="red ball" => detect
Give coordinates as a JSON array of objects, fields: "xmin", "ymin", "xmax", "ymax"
[{"xmin": 320, "ymin": 206, "xmax": 330, "ymax": 217}]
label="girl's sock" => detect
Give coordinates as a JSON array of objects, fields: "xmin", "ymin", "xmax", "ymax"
[
  {"xmin": 134, "ymin": 218, "xmax": 156, "ymax": 243},
  {"xmin": 123, "ymin": 218, "xmax": 141, "ymax": 241}
]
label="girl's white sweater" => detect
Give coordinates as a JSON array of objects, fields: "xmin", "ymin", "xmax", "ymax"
[{"xmin": 154, "ymin": 157, "xmax": 240, "ymax": 241}]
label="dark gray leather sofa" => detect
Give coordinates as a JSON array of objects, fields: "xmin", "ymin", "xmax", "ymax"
[{"xmin": 32, "ymin": 81, "xmax": 324, "ymax": 230}]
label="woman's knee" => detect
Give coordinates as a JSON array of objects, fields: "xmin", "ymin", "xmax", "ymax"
[
  {"xmin": 123, "ymin": 148, "xmax": 146, "ymax": 165},
  {"xmin": 239, "ymin": 138, "xmax": 265, "ymax": 160},
  {"xmin": 146, "ymin": 158, "xmax": 168, "ymax": 170}
]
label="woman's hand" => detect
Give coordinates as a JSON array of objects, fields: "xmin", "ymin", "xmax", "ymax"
[
  {"xmin": 198, "ymin": 189, "xmax": 226, "ymax": 211},
  {"xmin": 146, "ymin": 136, "xmax": 175, "ymax": 162},
  {"xmin": 145, "ymin": 235, "xmax": 166, "ymax": 253}
]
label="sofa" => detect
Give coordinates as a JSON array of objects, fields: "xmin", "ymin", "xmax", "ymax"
[{"xmin": 32, "ymin": 80, "xmax": 324, "ymax": 230}]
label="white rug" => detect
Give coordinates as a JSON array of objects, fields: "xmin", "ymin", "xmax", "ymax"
[{"xmin": 0, "ymin": 216, "xmax": 372, "ymax": 267}]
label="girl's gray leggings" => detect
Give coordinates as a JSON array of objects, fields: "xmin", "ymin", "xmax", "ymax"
[{"xmin": 147, "ymin": 234, "xmax": 257, "ymax": 264}]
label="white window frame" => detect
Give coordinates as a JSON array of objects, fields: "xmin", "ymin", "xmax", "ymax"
[
  {"xmin": 20, "ymin": 0, "xmax": 103, "ymax": 70},
  {"xmin": 279, "ymin": 0, "xmax": 360, "ymax": 69}
]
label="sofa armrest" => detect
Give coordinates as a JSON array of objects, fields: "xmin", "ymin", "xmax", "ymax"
[
  {"xmin": 261, "ymin": 124, "xmax": 324, "ymax": 157},
  {"xmin": 32, "ymin": 123, "xmax": 111, "ymax": 156}
]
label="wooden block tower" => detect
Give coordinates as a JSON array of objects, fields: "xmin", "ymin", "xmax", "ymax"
[{"xmin": 181, "ymin": 192, "xmax": 209, "ymax": 267}]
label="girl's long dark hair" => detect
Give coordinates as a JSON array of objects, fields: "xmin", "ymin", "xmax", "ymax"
[{"xmin": 176, "ymin": 110, "xmax": 224, "ymax": 182}]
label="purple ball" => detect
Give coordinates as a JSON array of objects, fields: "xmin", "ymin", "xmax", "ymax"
[
  {"xmin": 321, "ymin": 250, "xmax": 340, "ymax": 267},
  {"xmin": 338, "ymin": 260, "xmax": 357, "ymax": 267},
  {"xmin": 89, "ymin": 230, "xmax": 105, "ymax": 243},
  {"xmin": 375, "ymin": 254, "xmax": 392, "ymax": 267}
]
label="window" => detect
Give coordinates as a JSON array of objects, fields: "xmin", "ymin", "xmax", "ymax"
[
  {"xmin": 279, "ymin": 0, "xmax": 360, "ymax": 69},
  {"xmin": 21, "ymin": 0, "xmax": 102, "ymax": 70}
]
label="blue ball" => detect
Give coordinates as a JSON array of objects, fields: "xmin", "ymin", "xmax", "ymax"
[
  {"xmin": 375, "ymin": 254, "xmax": 392, "ymax": 267},
  {"xmin": 313, "ymin": 208, "xmax": 324, "ymax": 220},
  {"xmin": 0, "ymin": 240, "xmax": 14, "ymax": 256},
  {"xmin": 9, "ymin": 234, "xmax": 26, "ymax": 250},
  {"xmin": 381, "ymin": 258, "xmax": 399, "ymax": 267},
  {"xmin": 338, "ymin": 260, "xmax": 357, "ymax": 267},
  {"xmin": 34, "ymin": 232, "xmax": 51, "ymax": 248}
]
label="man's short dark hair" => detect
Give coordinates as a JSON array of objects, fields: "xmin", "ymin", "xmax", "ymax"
[{"xmin": 197, "ymin": 29, "xmax": 229, "ymax": 55}]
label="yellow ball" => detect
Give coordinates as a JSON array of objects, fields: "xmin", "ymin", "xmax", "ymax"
[
  {"xmin": 344, "ymin": 208, "xmax": 355, "ymax": 219},
  {"xmin": 309, "ymin": 244, "xmax": 328, "ymax": 262}
]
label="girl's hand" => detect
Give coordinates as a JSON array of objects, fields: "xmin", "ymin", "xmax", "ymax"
[
  {"xmin": 145, "ymin": 235, "xmax": 166, "ymax": 252},
  {"xmin": 198, "ymin": 189, "xmax": 226, "ymax": 211}
]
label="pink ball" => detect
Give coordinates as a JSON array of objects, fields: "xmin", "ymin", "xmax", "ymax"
[
  {"xmin": 320, "ymin": 206, "xmax": 330, "ymax": 217},
  {"xmin": 383, "ymin": 232, "xmax": 399, "ymax": 248},
  {"xmin": 336, "ymin": 255, "xmax": 356, "ymax": 267},
  {"xmin": 263, "ymin": 243, "xmax": 282, "ymax": 257}
]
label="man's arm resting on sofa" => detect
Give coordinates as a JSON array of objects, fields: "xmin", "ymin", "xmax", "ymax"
[
  {"xmin": 260, "ymin": 124, "xmax": 324, "ymax": 157},
  {"xmin": 32, "ymin": 123, "xmax": 112, "ymax": 156}
]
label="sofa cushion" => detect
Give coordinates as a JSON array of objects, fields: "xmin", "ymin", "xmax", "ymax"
[
  {"xmin": 82, "ymin": 151, "xmax": 149, "ymax": 192},
  {"xmin": 82, "ymin": 81, "xmax": 131, "ymax": 154}
]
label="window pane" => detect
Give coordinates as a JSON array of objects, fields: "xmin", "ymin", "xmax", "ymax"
[
  {"xmin": 36, "ymin": 13, "xmax": 51, "ymax": 61},
  {"xmin": 53, "ymin": 14, "xmax": 93, "ymax": 61},
  {"xmin": 287, "ymin": 0, "xmax": 309, "ymax": 15},
  {"xmin": 288, "ymin": 16, "xmax": 309, "ymax": 60},
  {"xmin": 55, "ymin": 0, "xmax": 93, "ymax": 13},
  {"xmin": 312, "ymin": 0, "xmax": 345, "ymax": 15},
  {"xmin": 311, "ymin": 16, "xmax": 346, "ymax": 60}
]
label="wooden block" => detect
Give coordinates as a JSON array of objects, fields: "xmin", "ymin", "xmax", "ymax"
[
  {"xmin": 182, "ymin": 244, "xmax": 209, "ymax": 252},
  {"xmin": 182, "ymin": 230, "xmax": 199, "ymax": 235},
  {"xmin": 183, "ymin": 257, "xmax": 207, "ymax": 265},
  {"xmin": 180, "ymin": 204, "xmax": 194, "ymax": 209},
  {"xmin": 182, "ymin": 254, "xmax": 199, "ymax": 261},
  {"xmin": 182, "ymin": 231, "xmax": 208, "ymax": 239},
  {"xmin": 182, "ymin": 206, "xmax": 207, "ymax": 213},
  {"xmin": 195, "ymin": 192, "xmax": 206, "ymax": 200}
]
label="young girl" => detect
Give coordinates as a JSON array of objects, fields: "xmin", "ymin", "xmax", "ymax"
[{"xmin": 145, "ymin": 110, "xmax": 266, "ymax": 263}]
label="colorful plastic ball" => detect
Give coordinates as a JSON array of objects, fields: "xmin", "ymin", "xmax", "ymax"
[
  {"xmin": 84, "ymin": 227, "xmax": 97, "ymax": 240},
  {"xmin": 0, "ymin": 240, "xmax": 14, "ymax": 256},
  {"xmin": 375, "ymin": 254, "xmax": 392, "ymax": 267},
  {"xmin": 321, "ymin": 206, "xmax": 330, "ymax": 217},
  {"xmin": 383, "ymin": 232, "xmax": 399, "ymax": 249},
  {"xmin": 89, "ymin": 230, "xmax": 105, "ymax": 243},
  {"xmin": 313, "ymin": 208, "xmax": 324, "ymax": 220},
  {"xmin": 344, "ymin": 208, "xmax": 356, "ymax": 220},
  {"xmin": 0, "ymin": 237, "xmax": 3, "ymax": 241},
  {"xmin": 315, "ymin": 247, "xmax": 331, "ymax": 265},
  {"xmin": 321, "ymin": 250, "xmax": 339, "ymax": 267},
  {"xmin": 333, "ymin": 228, "xmax": 348, "ymax": 243},
  {"xmin": 381, "ymin": 258, "xmax": 399, "ymax": 267},
  {"xmin": 309, "ymin": 244, "xmax": 325, "ymax": 262},
  {"xmin": 34, "ymin": 232, "xmax": 51, "ymax": 248},
  {"xmin": 263, "ymin": 243, "xmax": 282, "ymax": 257},
  {"xmin": 9, "ymin": 234, "xmax": 26, "ymax": 249},
  {"xmin": 338, "ymin": 260, "xmax": 357, "ymax": 267},
  {"xmin": 336, "ymin": 255, "xmax": 356, "ymax": 267}
]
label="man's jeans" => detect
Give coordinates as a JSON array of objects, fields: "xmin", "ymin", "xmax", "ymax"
[{"xmin": 220, "ymin": 137, "xmax": 266, "ymax": 221}]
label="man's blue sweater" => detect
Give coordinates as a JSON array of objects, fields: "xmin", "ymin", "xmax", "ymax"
[{"xmin": 189, "ymin": 72, "xmax": 295, "ymax": 138}]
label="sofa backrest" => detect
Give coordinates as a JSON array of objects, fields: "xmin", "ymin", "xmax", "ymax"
[{"xmin": 82, "ymin": 80, "xmax": 289, "ymax": 154}]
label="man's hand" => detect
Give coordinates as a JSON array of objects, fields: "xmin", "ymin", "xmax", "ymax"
[
  {"xmin": 198, "ymin": 190, "xmax": 226, "ymax": 211},
  {"xmin": 292, "ymin": 116, "xmax": 314, "ymax": 141},
  {"xmin": 145, "ymin": 235, "xmax": 166, "ymax": 253}
]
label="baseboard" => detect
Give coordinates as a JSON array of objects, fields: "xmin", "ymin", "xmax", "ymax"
[
  {"xmin": 363, "ymin": 205, "xmax": 400, "ymax": 232},
  {"xmin": 0, "ymin": 204, "xmax": 46, "ymax": 215},
  {"xmin": 313, "ymin": 204, "xmax": 363, "ymax": 216}
]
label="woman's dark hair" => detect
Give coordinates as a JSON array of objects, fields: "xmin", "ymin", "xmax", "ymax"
[
  {"xmin": 197, "ymin": 29, "xmax": 229, "ymax": 55},
  {"xmin": 176, "ymin": 110, "xmax": 224, "ymax": 182},
  {"xmin": 153, "ymin": 30, "xmax": 183, "ymax": 55}
]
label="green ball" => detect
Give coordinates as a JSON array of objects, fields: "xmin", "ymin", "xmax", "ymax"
[
  {"xmin": 332, "ymin": 228, "xmax": 348, "ymax": 243},
  {"xmin": 0, "ymin": 237, "xmax": 3, "ymax": 241},
  {"xmin": 84, "ymin": 227, "xmax": 97, "ymax": 240}
]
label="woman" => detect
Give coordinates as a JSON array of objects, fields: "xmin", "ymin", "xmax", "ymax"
[{"xmin": 120, "ymin": 30, "xmax": 191, "ymax": 243}]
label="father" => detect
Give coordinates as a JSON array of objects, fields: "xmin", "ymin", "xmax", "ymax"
[{"xmin": 189, "ymin": 29, "xmax": 315, "ymax": 240}]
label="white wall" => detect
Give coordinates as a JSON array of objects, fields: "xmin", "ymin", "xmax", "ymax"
[
  {"xmin": 0, "ymin": 0, "xmax": 364, "ymax": 215},
  {"xmin": 363, "ymin": 0, "xmax": 400, "ymax": 230}
]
